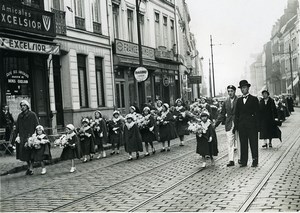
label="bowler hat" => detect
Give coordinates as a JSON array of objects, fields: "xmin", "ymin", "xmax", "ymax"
[{"xmin": 238, "ymin": 80, "xmax": 251, "ymax": 88}]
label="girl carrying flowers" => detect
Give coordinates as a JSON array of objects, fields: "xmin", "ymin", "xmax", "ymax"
[
  {"xmin": 78, "ymin": 118, "xmax": 95, "ymax": 162},
  {"xmin": 28, "ymin": 125, "xmax": 51, "ymax": 175},
  {"xmin": 174, "ymin": 99, "xmax": 189, "ymax": 147},
  {"xmin": 107, "ymin": 111, "xmax": 123, "ymax": 155},
  {"xmin": 91, "ymin": 110, "xmax": 108, "ymax": 159},
  {"xmin": 157, "ymin": 103, "xmax": 177, "ymax": 152},
  {"xmin": 139, "ymin": 107, "xmax": 156, "ymax": 156},
  {"xmin": 58, "ymin": 124, "xmax": 82, "ymax": 173}
]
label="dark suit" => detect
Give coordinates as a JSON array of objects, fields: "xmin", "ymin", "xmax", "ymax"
[{"xmin": 234, "ymin": 94, "xmax": 260, "ymax": 166}]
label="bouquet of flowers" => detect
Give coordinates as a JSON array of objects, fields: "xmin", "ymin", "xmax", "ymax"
[
  {"xmin": 25, "ymin": 134, "xmax": 49, "ymax": 149},
  {"xmin": 136, "ymin": 114, "xmax": 150, "ymax": 129},
  {"xmin": 156, "ymin": 113, "xmax": 168, "ymax": 125},
  {"xmin": 187, "ymin": 121, "xmax": 204, "ymax": 136},
  {"xmin": 54, "ymin": 134, "xmax": 73, "ymax": 148}
]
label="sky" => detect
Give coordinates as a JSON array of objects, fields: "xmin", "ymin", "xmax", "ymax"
[{"xmin": 186, "ymin": 0, "xmax": 288, "ymax": 95}]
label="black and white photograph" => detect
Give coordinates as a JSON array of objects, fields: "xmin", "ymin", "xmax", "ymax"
[{"xmin": 0, "ymin": 0, "xmax": 299, "ymax": 212}]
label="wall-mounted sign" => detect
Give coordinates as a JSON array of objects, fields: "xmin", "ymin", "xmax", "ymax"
[
  {"xmin": 134, "ymin": 67, "xmax": 148, "ymax": 82},
  {"xmin": 0, "ymin": 0, "xmax": 56, "ymax": 37},
  {"xmin": 188, "ymin": 76, "xmax": 202, "ymax": 84},
  {"xmin": 114, "ymin": 39, "xmax": 155, "ymax": 60},
  {"xmin": 6, "ymin": 70, "xmax": 30, "ymax": 95},
  {"xmin": 0, "ymin": 37, "xmax": 59, "ymax": 54},
  {"xmin": 155, "ymin": 46, "xmax": 174, "ymax": 61},
  {"xmin": 163, "ymin": 76, "xmax": 170, "ymax": 87}
]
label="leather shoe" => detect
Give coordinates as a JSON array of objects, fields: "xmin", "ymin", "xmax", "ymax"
[
  {"xmin": 269, "ymin": 143, "xmax": 272, "ymax": 148},
  {"xmin": 240, "ymin": 164, "xmax": 247, "ymax": 167},
  {"xmin": 262, "ymin": 144, "xmax": 267, "ymax": 148},
  {"xmin": 227, "ymin": 161, "xmax": 235, "ymax": 167},
  {"xmin": 238, "ymin": 159, "xmax": 242, "ymax": 164},
  {"xmin": 251, "ymin": 163, "xmax": 258, "ymax": 167}
]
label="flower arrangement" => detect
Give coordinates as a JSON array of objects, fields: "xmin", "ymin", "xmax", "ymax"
[
  {"xmin": 25, "ymin": 134, "xmax": 49, "ymax": 149},
  {"xmin": 54, "ymin": 134, "xmax": 74, "ymax": 148},
  {"xmin": 156, "ymin": 113, "xmax": 168, "ymax": 125},
  {"xmin": 187, "ymin": 121, "xmax": 204, "ymax": 136},
  {"xmin": 135, "ymin": 114, "xmax": 150, "ymax": 129}
]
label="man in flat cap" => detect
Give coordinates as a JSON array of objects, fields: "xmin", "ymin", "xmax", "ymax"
[
  {"xmin": 215, "ymin": 85, "xmax": 240, "ymax": 166},
  {"xmin": 234, "ymin": 80, "xmax": 260, "ymax": 167}
]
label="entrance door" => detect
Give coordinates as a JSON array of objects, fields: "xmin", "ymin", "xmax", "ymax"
[
  {"xmin": 115, "ymin": 81, "xmax": 126, "ymax": 113},
  {"xmin": 53, "ymin": 56, "xmax": 64, "ymax": 128}
]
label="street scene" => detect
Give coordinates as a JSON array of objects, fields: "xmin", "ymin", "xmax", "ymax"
[{"xmin": 1, "ymin": 0, "xmax": 300, "ymax": 212}]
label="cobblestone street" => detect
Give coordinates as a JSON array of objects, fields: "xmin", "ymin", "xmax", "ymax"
[{"xmin": 0, "ymin": 109, "xmax": 299, "ymax": 212}]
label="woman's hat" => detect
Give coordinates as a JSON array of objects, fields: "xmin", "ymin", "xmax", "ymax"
[
  {"xmin": 130, "ymin": 106, "xmax": 136, "ymax": 111},
  {"xmin": 156, "ymin": 100, "xmax": 162, "ymax": 104},
  {"xmin": 125, "ymin": 114, "xmax": 135, "ymax": 120},
  {"xmin": 66, "ymin": 124, "xmax": 75, "ymax": 131},
  {"xmin": 81, "ymin": 118, "xmax": 90, "ymax": 124},
  {"xmin": 94, "ymin": 110, "xmax": 102, "ymax": 117},
  {"xmin": 163, "ymin": 103, "xmax": 169, "ymax": 110},
  {"xmin": 175, "ymin": 98, "xmax": 183, "ymax": 104},
  {"xmin": 113, "ymin": 110, "xmax": 120, "ymax": 116},
  {"xmin": 20, "ymin": 100, "xmax": 30, "ymax": 108},
  {"xmin": 261, "ymin": 90, "xmax": 270, "ymax": 95},
  {"xmin": 143, "ymin": 106, "xmax": 151, "ymax": 112},
  {"xmin": 200, "ymin": 97, "xmax": 207, "ymax": 101},
  {"xmin": 238, "ymin": 80, "xmax": 251, "ymax": 88},
  {"xmin": 36, "ymin": 125, "xmax": 44, "ymax": 131},
  {"xmin": 200, "ymin": 111, "xmax": 210, "ymax": 117}
]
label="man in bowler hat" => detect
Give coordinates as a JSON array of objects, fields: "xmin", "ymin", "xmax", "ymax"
[{"xmin": 234, "ymin": 80, "xmax": 260, "ymax": 167}]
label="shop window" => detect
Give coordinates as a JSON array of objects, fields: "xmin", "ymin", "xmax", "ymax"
[
  {"xmin": 112, "ymin": 3, "xmax": 120, "ymax": 38},
  {"xmin": 127, "ymin": 9, "xmax": 134, "ymax": 42},
  {"xmin": 77, "ymin": 55, "xmax": 89, "ymax": 108},
  {"xmin": 116, "ymin": 82, "xmax": 125, "ymax": 109},
  {"xmin": 95, "ymin": 57, "xmax": 105, "ymax": 107}
]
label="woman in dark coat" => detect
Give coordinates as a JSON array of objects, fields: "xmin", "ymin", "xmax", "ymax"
[
  {"xmin": 15, "ymin": 100, "xmax": 39, "ymax": 175},
  {"xmin": 259, "ymin": 90, "xmax": 281, "ymax": 148},
  {"xmin": 91, "ymin": 110, "xmax": 108, "ymax": 159},
  {"xmin": 173, "ymin": 99, "xmax": 189, "ymax": 146},
  {"xmin": 124, "ymin": 114, "xmax": 143, "ymax": 160},
  {"xmin": 196, "ymin": 111, "xmax": 218, "ymax": 168},
  {"xmin": 107, "ymin": 111, "xmax": 124, "ymax": 155},
  {"xmin": 78, "ymin": 118, "xmax": 95, "ymax": 162},
  {"xmin": 140, "ymin": 107, "xmax": 156, "ymax": 156},
  {"xmin": 157, "ymin": 103, "xmax": 177, "ymax": 152}
]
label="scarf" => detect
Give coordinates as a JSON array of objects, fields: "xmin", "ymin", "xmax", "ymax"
[
  {"xmin": 126, "ymin": 122, "xmax": 135, "ymax": 130},
  {"xmin": 113, "ymin": 117, "xmax": 121, "ymax": 123},
  {"xmin": 201, "ymin": 120, "xmax": 211, "ymax": 133}
]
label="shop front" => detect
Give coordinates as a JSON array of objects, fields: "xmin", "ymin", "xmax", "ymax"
[
  {"xmin": 113, "ymin": 39, "xmax": 159, "ymax": 113},
  {"xmin": 0, "ymin": 0, "xmax": 57, "ymax": 129}
]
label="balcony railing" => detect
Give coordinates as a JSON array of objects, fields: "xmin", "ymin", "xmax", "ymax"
[
  {"xmin": 93, "ymin": 22, "xmax": 102, "ymax": 35},
  {"xmin": 75, "ymin": 16, "xmax": 86, "ymax": 30},
  {"xmin": 51, "ymin": 8, "xmax": 66, "ymax": 35}
]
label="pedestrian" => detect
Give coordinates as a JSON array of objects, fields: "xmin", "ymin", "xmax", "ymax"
[
  {"xmin": 140, "ymin": 106, "xmax": 156, "ymax": 156},
  {"xmin": 107, "ymin": 111, "xmax": 123, "ymax": 155},
  {"xmin": 91, "ymin": 110, "xmax": 108, "ymax": 159},
  {"xmin": 215, "ymin": 85, "xmax": 240, "ymax": 166},
  {"xmin": 0, "ymin": 105, "xmax": 14, "ymax": 142},
  {"xmin": 29, "ymin": 125, "xmax": 51, "ymax": 175},
  {"xmin": 78, "ymin": 118, "xmax": 95, "ymax": 162},
  {"xmin": 15, "ymin": 100, "xmax": 39, "ymax": 175},
  {"xmin": 155, "ymin": 100, "xmax": 163, "ymax": 115},
  {"xmin": 173, "ymin": 98, "xmax": 189, "ymax": 146},
  {"xmin": 234, "ymin": 80, "xmax": 260, "ymax": 167},
  {"xmin": 124, "ymin": 114, "xmax": 143, "ymax": 160},
  {"xmin": 259, "ymin": 90, "xmax": 282, "ymax": 148},
  {"xmin": 157, "ymin": 103, "xmax": 177, "ymax": 152},
  {"xmin": 286, "ymin": 94, "xmax": 294, "ymax": 114},
  {"xmin": 129, "ymin": 106, "xmax": 138, "ymax": 121},
  {"xmin": 196, "ymin": 111, "xmax": 218, "ymax": 168},
  {"xmin": 274, "ymin": 96, "xmax": 285, "ymax": 122},
  {"xmin": 199, "ymin": 97, "xmax": 212, "ymax": 117},
  {"xmin": 59, "ymin": 124, "xmax": 82, "ymax": 173}
]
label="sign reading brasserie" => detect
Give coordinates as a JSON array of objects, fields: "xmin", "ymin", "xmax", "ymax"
[
  {"xmin": 115, "ymin": 39, "xmax": 155, "ymax": 60},
  {"xmin": 0, "ymin": 0, "xmax": 56, "ymax": 37},
  {"xmin": 0, "ymin": 37, "xmax": 59, "ymax": 54}
]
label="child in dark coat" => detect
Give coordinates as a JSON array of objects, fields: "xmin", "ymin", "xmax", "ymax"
[
  {"xmin": 174, "ymin": 99, "xmax": 189, "ymax": 146},
  {"xmin": 140, "ymin": 107, "xmax": 156, "ymax": 156},
  {"xmin": 196, "ymin": 111, "xmax": 218, "ymax": 168},
  {"xmin": 124, "ymin": 114, "xmax": 143, "ymax": 160},
  {"xmin": 91, "ymin": 110, "xmax": 108, "ymax": 158},
  {"xmin": 108, "ymin": 111, "xmax": 123, "ymax": 155},
  {"xmin": 78, "ymin": 118, "xmax": 95, "ymax": 162}
]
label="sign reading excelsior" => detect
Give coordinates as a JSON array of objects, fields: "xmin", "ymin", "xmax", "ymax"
[{"xmin": 0, "ymin": 0, "xmax": 56, "ymax": 37}]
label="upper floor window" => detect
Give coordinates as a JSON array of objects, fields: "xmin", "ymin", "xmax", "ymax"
[
  {"xmin": 74, "ymin": 0, "xmax": 84, "ymax": 17},
  {"xmin": 163, "ymin": 16, "xmax": 168, "ymax": 47},
  {"xmin": 21, "ymin": 0, "xmax": 43, "ymax": 9},
  {"xmin": 170, "ymin": 19, "xmax": 175, "ymax": 48},
  {"xmin": 52, "ymin": 0, "xmax": 64, "ymax": 10},
  {"xmin": 92, "ymin": 0, "xmax": 101, "ymax": 23},
  {"xmin": 112, "ymin": 3, "xmax": 120, "ymax": 38},
  {"xmin": 139, "ymin": 13, "xmax": 145, "ymax": 45},
  {"xmin": 155, "ymin": 12, "xmax": 160, "ymax": 47},
  {"xmin": 127, "ymin": 9, "xmax": 134, "ymax": 42}
]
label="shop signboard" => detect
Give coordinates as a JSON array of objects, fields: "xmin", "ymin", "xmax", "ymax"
[
  {"xmin": 188, "ymin": 76, "xmax": 202, "ymax": 84},
  {"xmin": 134, "ymin": 67, "xmax": 148, "ymax": 82},
  {"xmin": 0, "ymin": 37, "xmax": 59, "ymax": 54},
  {"xmin": 0, "ymin": 0, "xmax": 56, "ymax": 38},
  {"xmin": 114, "ymin": 39, "xmax": 155, "ymax": 60},
  {"xmin": 155, "ymin": 46, "xmax": 174, "ymax": 61},
  {"xmin": 6, "ymin": 70, "xmax": 29, "ymax": 95}
]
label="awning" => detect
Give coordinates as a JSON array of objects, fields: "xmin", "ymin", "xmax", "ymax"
[{"xmin": 287, "ymin": 76, "xmax": 299, "ymax": 90}]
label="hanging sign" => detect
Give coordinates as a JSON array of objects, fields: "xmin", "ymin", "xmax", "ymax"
[{"xmin": 134, "ymin": 67, "xmax": 148, "ymax": 82}]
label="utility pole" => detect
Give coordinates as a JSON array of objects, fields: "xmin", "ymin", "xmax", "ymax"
[
  {"xmin": 209, "ymin": 59, "xmax": 213, "ymax": 98},
  {"xmin": 210, "ymin": 35, "xmax": 215, "ymax": 97},
  {"xmin": 289, "ymin": 43, "xmax": 294, "ymax": 96}
]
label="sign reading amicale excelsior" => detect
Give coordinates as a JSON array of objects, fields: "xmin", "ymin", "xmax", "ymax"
[{"xmin": 0, "ymin": 0, "xmax": 56, "ymax": 38}]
